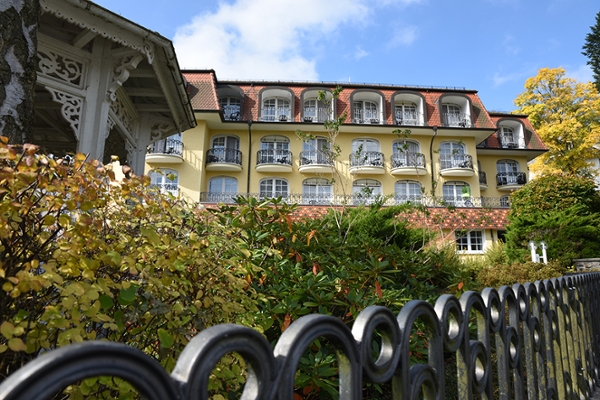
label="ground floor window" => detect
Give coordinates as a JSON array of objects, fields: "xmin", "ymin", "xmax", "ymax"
[
  {"xmin": 149, "ymin": 169, "xmax": 178, "ymax": 196},
  {"xmin": 455, "ymin": 230, "xmax": 484, "ymax": 252},
  {"xmin": 259, "ymin": 178, "xmax": 289, "ymax": 199}
]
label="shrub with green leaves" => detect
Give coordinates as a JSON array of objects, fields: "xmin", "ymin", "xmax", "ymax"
[
  {"xmin": 505, "ymin": 173, "xmax": 600, "ymax": 265},
  {"xmin": 0, "ymin": 140, "xmax": 256, "ymax": 396}
]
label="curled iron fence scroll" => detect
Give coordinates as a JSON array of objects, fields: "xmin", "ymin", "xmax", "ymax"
[{"xmin": 1, "ymin": 274, "xmax": 599, "ymax": 399}]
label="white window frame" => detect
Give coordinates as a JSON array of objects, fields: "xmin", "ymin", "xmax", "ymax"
[
  {"xmin": 395, "ymin": 180, "xmax": 422, "ymax": 204},
  {"xmin": 219, "ymin": 97, "xmax": 241, "ymax": 120},
  {"xmin": 302, "ymin": 178, "xmax": 332, "ymax": 204},
  {"xmin": 208, "ymin": 176, "xmax": 238, "ymax": 203},
  {"xmin": 263, "ymin": 97, "xmax": 291, "ymax": 122},
  {"xmin": 353, "ymin": 179, "xmax": 382, "ymax": 205},
  {"xmin": 455, "ymin": 230, "xmax": 485, "ymax": 253},
  {"xmin": 395, "ymin": 102, "xmax": 418, "ymax": 125},
  {"xmin": 149, "ymin": 168, "xmax": 179, "ymax": 196},
  {"xmin": 259, "ymin": 177, "xmax": 289, "ymax": 199},
  {"xmin": 443, "ymin": 181, "xmax": 472, "ymax": 207}
]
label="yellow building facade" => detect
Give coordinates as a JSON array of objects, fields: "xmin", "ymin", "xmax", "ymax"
[{"xmin": 145, "ymin": 70, "xmax": 547, "ymax": 254}]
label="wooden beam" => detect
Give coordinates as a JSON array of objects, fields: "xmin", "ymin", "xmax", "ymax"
[
  {"xmin": 71, "ymin": 29, "xmax": 97, "ymax": 49},
  {"xmin": 135, "ymin": 104, "xmax": 170, "ymax": 112},
  {"xmin": 125, "ymin": 87, "xmax": 164, "ymax": 97}
]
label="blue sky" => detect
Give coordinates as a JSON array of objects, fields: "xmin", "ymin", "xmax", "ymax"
[{"xmin": 93, "ymin": 0, "xmax": 598, "ymax": 112}]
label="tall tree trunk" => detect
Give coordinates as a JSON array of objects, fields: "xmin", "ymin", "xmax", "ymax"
[{"xmin": 0, "ymin": 0, "xmax": 40, "ymax": 144}]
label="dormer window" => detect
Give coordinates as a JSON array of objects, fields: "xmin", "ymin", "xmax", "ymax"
[
  {"xmin": 302, "ymin": 89, "xmax": 333, "ymax": 123},
  {"xmin": 219, "ymin": 97, "xmax": 241, "ymax": 121},
  {"xmin": 351, "ymin": 91, "xmax": 384, "ymax": 124},
  {"xmin": 440, "ymin": 95, "xmax": 472, "ymax": 127},
  {"xmin": 497, "ymin": 120, "xmax": 526, "ymax": 148},
  {"xmin": 259, "ymin": 88, "xmax": 294, "ymax": 122},
  {"xmin": 217, "ymin": 85, "xmax": 244, "ymax": 121},
  {"xmin": 393, "ymin": 92, "xmax": 426, "ymax": 126}
]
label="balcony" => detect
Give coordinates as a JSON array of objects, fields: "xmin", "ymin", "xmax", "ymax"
[
  {"xmin": 442, "ymin": 112, "xmax": 471, "ymax": 128},
  {"xmin": 261, "ymin": 107, "xmax": 291, "ymax": 122},
  {"xmin": 390, "ymin": 152, "xmax": 427, "ymax": 176},
  {"xmin": 302, "ymin": 107, "xmax": 331, "ymax": 123},
  {"xmin": 352, "ymin": 109, "xmax": 381, "ymax": 125},
  {"xmin": 298, "ymin": 150, "xmax": 334, "ymax": 174},
  {"xmin": 395, "ymin": 111, "xmax": 424, "ymax": 126},
  {"xmin": 349, "ymin": 151, "xmax": 385, "ymax": 175},
  {"xmin": 198, "ymin": 192, "xmax": 515, "ymax": 209},
  {"xmin": 146, "ymin": 138, "xmax": 184, "ymax": 164},
  {"xmin": 479, "ymin": 171, "xmax": 488, "ymax": 190},
  {"xmin": 222, "ymin": 106, "xmax": 241, "ymax": 121},
  {"xmin": 205, "ymin": 148, "xmax": 243, "ymax": 172},
  {"xmin": 256, "ymin": 149, "xmax": 293, "ymax": 173},
  {"xmin": 496, "ymin": 172, "xmax": 527, "ymax": 191},
  {"xmin": 439, "ymin": 154, "xmax": 474, "ymax": 177}
]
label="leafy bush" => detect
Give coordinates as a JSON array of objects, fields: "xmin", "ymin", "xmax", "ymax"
[
  {"xmin": 506, "ymin": 173, "xmax": 600, "ymax": 265},
  {"xmin": 0, "ymin": 141, "xmax": 255, "ymax": 394},
  {"xmin": 476, "ymin": 260, "xmax": 566, "ymax": 288}
]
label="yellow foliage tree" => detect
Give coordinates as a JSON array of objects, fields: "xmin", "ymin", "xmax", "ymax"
[{"xmin": 514, "ymin": 67, "xmax": 600, "ymax": 177}]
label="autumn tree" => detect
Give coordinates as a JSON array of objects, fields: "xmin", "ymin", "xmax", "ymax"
[
  {"xmin": 514, "ymin": 67, "xmax": 600, "ymax": 177},
  {"xmin": 0, "ymin": 0, "xmax": 39, "ymax": 143},
  {"xmin": 583, "ymin": 10, "xmax": 600, "ymax": 91}
]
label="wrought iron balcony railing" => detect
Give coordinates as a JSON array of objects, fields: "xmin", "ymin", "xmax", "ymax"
[
  {"xmin": 302, "ymin": 107, "xmax": 332, "ymax": 123},
  {"xmin": 496, "ymin": 172, "xmax": 527, "ymax": 186},
  {"xmin": 299, "ymin": 150, "xmax": 333, "ymax": 166},
  {"xmin": 391, "ymin": 152, "xmax": 426, "ymax": 169},
  {"xmin": 205, "ymin": 148, "xmax": 242, "ymax": 165},
  {"xmin": 222, "ymin": 105, "xmax": 241, "ymax": 121},
  {"xmin": 439, "ymin": 154, "xmax": 473, "ymax": 170},
  {"xmin": 442, "ymin": 112, "xmax": 471, "ymax": 127},
  {"xmin": 261, "ymin": 107, "xmax": 291, "ymax": 122},
  {"xmin": 395, "ymin": 111, "xmax": 424, "ymax": 126},
  {"xmin": 352, "ymin": 108, "xmax": 380, "ymax": 124},
  {"xmin": 256, "ymin": 149, "xmax": 293, "ymax": 166},
  {"xmin": 350, "ymin": 151, "xmax": 384, "ymax": 167},
  {"xmin": 147, "ymin": 138, "xmax": 183, "ymax": 156},
  {"xmin": 3, "ymin": 274, "xmax": 598, "ymax": 399},
  {"xmin": 198, "ymin": 192, "xmax": 512, "ymax": 208}
]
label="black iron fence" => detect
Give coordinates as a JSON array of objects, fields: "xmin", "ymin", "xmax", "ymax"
[{"xmin": 1, "ymin": 274, "xmax": 599, "ymax": 399}]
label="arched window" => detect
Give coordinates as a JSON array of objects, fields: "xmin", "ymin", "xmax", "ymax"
[
  {"xmin": 209, "ymin": 135, "xmax": 240, "ymax": 164},
  {"xmin": 500, "ymin": 195, "xmax": 510, "ymax": 208},
  {"xmin": 302, "ymin": 136, "xmax": 330, "ymax": 165},
  {"xmin": 351, "ymin": 139, "xmax": 382, "ymax": 167},
  {"xmin": 392, "ymin": 140, "xmax": 424, "ymax": 168},
  {"xmin": 442, "ymin": 181, "xmax": 471, "ymax": 207},
  {"xmin": 302, "ymin": 178, "xmax": 332, "ymax": 204},
  {"xmin": 259, "ymin": 178, "xmax": 289, "ymax": 199},
  {"xmin": 395, "ymin": 102, "xmax": 418, "ymax": 125},
  {"xmin": 258, "ymin": 135, "xmax": 291, "ymax": 165},
  {"xmin": 353, "ymin": 179, "xmax": 382, "ymax": 205},
  {"xmin": 219, "ymin": 97, "xmax": 241, "ymax": 120},
  {"xmin": 207, "ymin": 176, "xmax": 238, "ymax": 203},
  {"xmin": 496, "ymin": 160, "xmax": 525, "ymax": 185},
  {"xmin": 500, "ymin": 126, "xmax": 516, "ymax": 148},
  {"xmin": 263, "ymin": 97, "xmax": 291, "ymax": 122},
  {"xmin": 353, "ymin": 100, "xmax": 378, "ymax": 123},
  {"xmin": 395, "ymin": 180, "xmax": 422, "ymax": 204},
  {"xmin": 149, "ymin": 169, "xmax": 178, "ymax": 196},
  {"xmin": 439, "ymin": 141, "xmax": 470, "ymax": 170}
]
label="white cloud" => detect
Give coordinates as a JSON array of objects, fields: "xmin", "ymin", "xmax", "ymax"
[
  {"xmin": 174, "ymin": 0, "xmax": 368, "ymax": 80},
  {"xmin": 386, "ymin": 26, "xmax": 418, "ymax": 48},
  {"xmin": 567, "ymin": 64, "xmax": 593, "ymax": 83},
  {"xmin": 353, "ymin": 46, "xmax": 369, "ymax": 60},
  {"xmin": 173, "ymin": 0, "xmax": 418, "ymax": 80},
  {"xmin": 492, "ymin": 70, "xmax": 527, "ymax": 87}
]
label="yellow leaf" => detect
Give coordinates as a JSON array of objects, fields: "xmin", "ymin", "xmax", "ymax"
[
  {"xmin": 1, "ymin": 322, "xmax": 14, "ymax": 339},
  {"xmin": 8, "ymin": 338, "xmax": 26, "ymax": 352}
]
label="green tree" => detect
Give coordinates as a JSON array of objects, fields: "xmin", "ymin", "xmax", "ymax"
[
  {"xmin": 505, "ymin": 173, "xmax": 600, "ymax": 266},
  {"xmin": 583, "ymin": 10, "xmax": 600, "ymax": 91},
  {"xmin": 514, "ymin": 67, "xmax": 600, "ymax": 177}
]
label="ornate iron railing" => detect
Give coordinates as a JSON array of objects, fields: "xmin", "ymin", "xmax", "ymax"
[
  {"xmin": 1, "ymin": 274, "xmax": 599, "ymax": 399},
  {"xmin": 205, "ymin": 148, "xmax": 243, "ymax": 166},
  {"xmin": 440, "ymin": 154, "xmax": 474, "ymax": 170},
  {"xmin": 302, "ymin": 107, "xmax": 331, "ymax": 123},
  {"xmin": 391, "ymin": 152, "xmax": 426, "ymax": 169},
  {"xmin": 349, "ymin": 151, "xmax": 385, "ymax": 167},
  {"xmin": 442, "ymin": 112, "xmax": 472, "ymax": 128},
  {"xmin": 497, "ymin": 172, "xmax": 527, "ymax": 186},
  {"xmin": 395, "ymin": 110, "xmax": 425, "ymax": 126},
  {"xmin": 147, "ymin": 138, "xmax": 183, "ymax": 156},
  {"xmin": 299, "ymin": 150, "xmax": 333, "ymax": 166},
  {"xmin": 197, "ymin": 192, "xmax": 513, "ymax": 208},
  {"xmin": 256, "ymin": 149, "xmax": 293, "ymax": 166}
]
